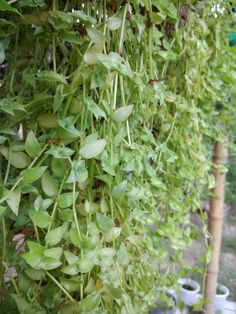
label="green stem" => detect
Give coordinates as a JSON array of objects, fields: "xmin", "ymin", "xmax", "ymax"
[
  {"xmin": 119, "ymin": 4, "xmax": 128, "ymax": 54},
  {"xmin": 3, "ymin": 144, "xmax": 12, "ymax": 186},
  {"xmin": 113, "ymin": 74, "xmax": 118, "ymax": 111},
  {"xmin": 0, "ymin": 144, "xmax": 49, "ymax": 205},
  {"xmin": 47, "ymin": 169, "xmax": 69, "ymax": 232},
  {"xmin": 46, "ymin": 271, "xmax": 75, "ymax": 303},
  {"xmin": 72, "ymin": 181, "xmax": 82, "ymax": 242}
]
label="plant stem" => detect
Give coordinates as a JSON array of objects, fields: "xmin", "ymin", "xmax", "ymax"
[
  {"xmin": 3, "ymin": 144, "xmax": 12, "ymax": 186},
  {"xmin": 0, "ymin": 144, "xmax": 49, "ymax": 205},
  {"xmin": 119, "ymin": 4, "xmax": 128, "ymax": 54},
  {"xmin": 46, "ymin": 271, "xmax": 75, "ymax": 303}
]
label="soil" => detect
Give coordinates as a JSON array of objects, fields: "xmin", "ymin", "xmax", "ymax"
[{"xmin": 182, "ymin": 284, "xmax": 195, "ymax": 291}]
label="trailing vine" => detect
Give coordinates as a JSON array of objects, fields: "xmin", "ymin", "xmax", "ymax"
[{"xmin": 0, "ymin": 0, "xmax": 236, "ymax": 313}]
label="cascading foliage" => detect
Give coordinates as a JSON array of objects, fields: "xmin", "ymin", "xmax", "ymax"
[{"xmin": 0, "ymin": 0, "xmax": 236, "ymax": 313}]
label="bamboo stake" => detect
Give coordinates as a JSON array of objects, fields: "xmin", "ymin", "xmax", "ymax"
[{"xmin": 204, "ymin": 141, "xmax": 228, "ymax": 314}]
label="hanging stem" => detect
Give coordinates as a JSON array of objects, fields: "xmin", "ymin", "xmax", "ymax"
[
  {"xmin": 118, "ymin": 4, "xmax": 128, "ymax": 54},
  {"xmin": 46, "ymin": 271, "xmax": 75, "ymax": 303}
]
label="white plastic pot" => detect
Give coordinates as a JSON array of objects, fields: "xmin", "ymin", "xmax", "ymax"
[
  {"xmin": 215, "ymin": 284, "xmax": 230, "ymax": 312},
  {"xmin": 178, "ymin": 278, "xmax": 200, "ymax": 306}
]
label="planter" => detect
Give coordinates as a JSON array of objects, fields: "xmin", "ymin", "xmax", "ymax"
[
  {"xmin": 215, "ymin": 284, "xmax": 230, "ymax": 312},
  {"xmin": 149, "ymin": 289, "xmax": 178, "ymax": 314},
  {"xmin": 178, "ymin": 278, "xmax": 200, "ymax": 306}
]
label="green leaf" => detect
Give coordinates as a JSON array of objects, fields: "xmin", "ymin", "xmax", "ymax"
[
  {"xmin": 53, "ymin": 84, "xmax": 64, "ymax": 113},
  {"xmin": 57, "ymin": 192, "xmax": 78, "ymax": 208},
  {"xmin": 27, "ymin": 241, "xmax": 45, "ymax": 253},
  {"xmin": 11, "ymin": 295, "xmax": 31, "ymax": 313},
  {"xmin": 22, "ymin": 251, "xmax": 43, "ymax": 269},
  {"xmin": 38, "ymin": 114, "xmax": 58, "ymax": 129},
  {"xmin": 96, "ymin": 213, "xmax": 113, "ymax": 232},
  {"xmin": 84, "ymin": 133, "xmax": 99, "ymax": 145},
  {"xmin": 61, "ymin": 264, "xmax": 79, "ymax": 275},
  {"xmin": 100, "ymin": 198, "xmax": 109, "ymax": 213},
  {"xmin": 101, "ymin": 151, "xmax": 116, "ymax": 176},
  {"xmin": 41, "ymin": 257, "xmax": 62, "ymax": 270},
  {"xmin": 24, "ymin": 267, "xmax": 44, "ymax": 280},
  {"xmin": 21, "ymin": 166, "xmax": 47, "ymax": 183},
  {"xmin": 112, "ymin": 105, "xmax": 133, "ymax": 123},
  {"xmin": 0, "ymin": 42, "xmax": 5, "ymax": 64},
  {"xmin": 59, "ymin": 209, "xmax": 73, "ymax": 222},
  {"xmin": 29, "ymin": 210, "xmax": 52, "ymax": 228},
  {"xmin": 107, "ymin": 17, "xmax": 121, "ymax": 31},
  {"xmin": 79, "ymin": 293, "xmax": 101, "ymax": 313},
  {"xmin": 5, "ymin": 189, "xmax": 21, "ymax": 215},
  {"xmin": 41, "ymin": 172, "xmax": 58, "ymax": 198},
  {"xmin": 60, "ymin": 277, "xmax": 81, "ymax": 292},
  {"xmin": 36, "ymin": 71, "xmax": 67, "ymax": 85},
  {"xmin": 104, "ymin": 227, "xmax": 121, "ymax": 242},
  {"xmin": 111, "ymin": 180, "xmax": 127, "ymax": 199},
  {"xmin": 25, "ymin": 131, "xmax": 41, "ymax": 157},
  {"xmin": 60, "ymin": 31, "xmax": 82, "ymax": 44},
  {"xmin": 87, "ymin": 28, "xmax": 105, "ymax": 45},
  {"xmin": 117, "ymin": 243, "xmax": 129, "ymax": 265},
  {"xmin": 0, "ymin": 205, "xmax": 7, "ymax": 217},
  {"xmin": 84, "ymin": 45, "xmax": 101, "ymax": 65},
  {"xmin": 64, "ymin": 251, "xmax": 79, "ymax": 264},
  {"xmin": 0, "ymin": 0, "xmax": 21, "ymax": 15},
  {"xmin": 0, "ymin": 135, "xmax": 7, "ymax": 144},
  {"xmin": 79, "ymin": 139, "xmax": 106, "ymax": 159},
  {"xmin": 84, "ymin": 96, "xmax": 107, "ymax": 120},
  {"xmin": 78, "ymin": 257, "xmax": 95, "ymax": 273},
  {"xmin": 66, "ymin": 160, "xmax": 88, "ymax": 183},
  {"xmin": 98, "ymin": 52, "xmax": 133, "ymax": 77},
  {"xmin": 107, "ymin": 285, "xmax": 123, "ymax": 299},
  {"xmin": 70, "ymin": 10, "xmax": 96, "ymax": 25},
  {"xmin": 43, "ymin": 247, "xmax": 62, "ymax": 260},
  {"xmin": 98, "ymin": 248, "xmax": 116, "ymax": 260},
  {"xmin": 68, "ymin": 229, "xmax": 82, "ymax": 248},
  {"xmin": 18, "ymin": 0, "xmax": 45, "ymax": 8},
  {"xmin": 46, "ymin": 146, "xmax": 74, "ymax": 159},
  {"xmin": 0, "ymin": 146, "xmax": 30, "ymax": 169},
  {"xmin": 78, "ymin": 201, "xmax": 99, "ymax": 216},
  {"xmin": 58, "ymin": 116, "xmax": 80, "ymax": 137},
  {"xmin": 45, "ymin": 226, "xmax": 64, "ymax": 246}
]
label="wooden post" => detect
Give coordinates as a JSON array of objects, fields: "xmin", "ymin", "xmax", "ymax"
[{"xmin": 204, "ymin": 141, "xmax": 228, "ymax": 314}]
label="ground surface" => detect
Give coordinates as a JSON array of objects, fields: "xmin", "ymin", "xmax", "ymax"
[{"xmin": 184, "ymin": 204, "xmax": 236, "ymax": 302}]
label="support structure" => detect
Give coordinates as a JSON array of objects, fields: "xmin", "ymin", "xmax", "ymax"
[{"xmin": 204, "ymin": 141, "xmax": 228, "ymax": 314}]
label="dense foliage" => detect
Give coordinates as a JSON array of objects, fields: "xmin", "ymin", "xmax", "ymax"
[{"xmin": 0, "ymin": 0, "xmax": 236, "ymax": 313}]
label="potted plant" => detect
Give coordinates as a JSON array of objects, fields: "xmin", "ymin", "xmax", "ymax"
[
  {"xmin": 215, "ymin": 284, "xmax": 230, "ymax": 312},
  {"xmin": 178, "ymin": 278, "xmax": 200, "ymax": 307},
  {"xmin": 149, "ymin": 289, "xmax": 178, "ymax": 314}
]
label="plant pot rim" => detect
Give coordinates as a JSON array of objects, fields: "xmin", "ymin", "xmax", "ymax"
[
  {"xmin": 178, "ymin": 278, "xmax": 200, "ymax": 293},
  {"xmin": 216, "ymin": 284, "xmax": 230, "ymax": 297}
]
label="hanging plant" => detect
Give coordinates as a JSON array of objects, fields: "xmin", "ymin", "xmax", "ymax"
[{"xmin": 0, "ymin": 0, "xmax": 236, "ymax": 313}]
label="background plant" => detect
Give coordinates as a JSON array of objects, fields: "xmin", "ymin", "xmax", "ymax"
[{"xmin": 0, "ymin": 0, "xmax": 236, "ymax": 313}]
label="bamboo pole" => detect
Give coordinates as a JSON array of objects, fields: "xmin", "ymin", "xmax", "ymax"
[{"xmin": 204, "ymin": 141, "xmax": 228, "ymax": 314}]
